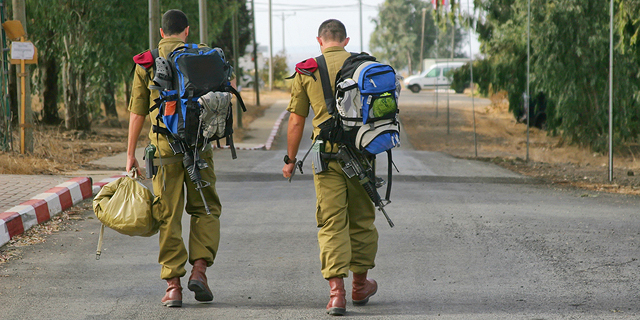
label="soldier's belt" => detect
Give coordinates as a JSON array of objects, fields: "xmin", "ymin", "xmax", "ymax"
[
  {"xmin": 153, "ymin": 155, "xmax": 183, "ymax": 166},
  {"xmin": 320, "ymin": 152, "xmax": 339, "ymax": 160}
]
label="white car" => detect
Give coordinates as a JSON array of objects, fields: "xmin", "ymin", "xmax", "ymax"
[{"xmin": 404, "ymin": 62, "xmax": 465, "ymax": 93}]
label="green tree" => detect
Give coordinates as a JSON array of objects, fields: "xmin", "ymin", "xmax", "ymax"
[
  {"xmin": 15, "ymin": 0, "xmax": 252, "ymax": 130},
  {"xmin": 371, "ymin": 0, "xmax": 465, "ymax": 74},
  {"xmin": 471, "ymin": 0, "xmax": 640, "ymax": 151},
  {"xmin": 261, "ymin": 53, "xmax": 288, "ymax": 89},
  {"xmin": 370, "ymin": 0, "xmax": 435, "ymax": 73},
  {"xmin": 22, "ymin": 0, "xmax": 148, "ymax": 129}
]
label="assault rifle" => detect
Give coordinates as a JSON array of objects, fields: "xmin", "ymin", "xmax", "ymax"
[
  {"xmin": 182, "ymin": 149, "xmax": 212, "ymax": 215},
  {"xmin": 334, "ymin": 145, "xmax": 395, "ymax": 227}
]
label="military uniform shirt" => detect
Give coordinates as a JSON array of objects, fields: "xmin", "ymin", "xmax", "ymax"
[{"xmin": 287, "ymin": 46, "xmax": 352, "ymax": 138}]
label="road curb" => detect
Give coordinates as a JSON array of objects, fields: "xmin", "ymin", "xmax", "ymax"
[
  {"xmin": 0, "ymin": 175, "xmax": 128, "ymax": 248},
  {"xmin": 0, "ymin": 177, "xmax": 93, "ymax": 247}
]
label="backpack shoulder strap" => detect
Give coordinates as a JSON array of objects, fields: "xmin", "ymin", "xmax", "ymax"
[
  {"xmin": 334, "ymin": 52, "xmax": 360, "ymax": 84},
  {"xmin": 315, "ymin": 55, "xmax": 337, "ymax": 115},
  {"xmin": 150, "ymin": 48, "xmax": 159, "ymax": 61}
]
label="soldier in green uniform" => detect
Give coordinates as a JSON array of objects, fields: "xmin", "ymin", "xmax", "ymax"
[
  {"xmin": 282, "ymin": 19, "xmax": 379, "ymax": 316},
  {"xmin": 126, "ymin": 9, "xmax": 221, "ymax": 307}
]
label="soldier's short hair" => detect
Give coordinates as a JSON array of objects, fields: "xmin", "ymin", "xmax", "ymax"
[
  {"xmin": 162, "ymin": 9, "xmax": 189, "ymax": 36},
  {"xmin": 318, "ymin": 19, "xmax": 347, "ymax": 42}
]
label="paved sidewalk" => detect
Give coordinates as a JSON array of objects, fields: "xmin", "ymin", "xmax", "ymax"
[
  {"xmin": 0, "ymin": 175, "xmax": 70, "ymax": 213},
  {"xmin": 0, "ymin": 98, "xmax": 290, "ymax": 248}
]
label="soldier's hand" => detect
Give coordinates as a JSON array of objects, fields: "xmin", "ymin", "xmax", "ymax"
[
  {"xmin": 282, "ymin": 163, "xmax": 295, "ymax": 179},
  {"xmin": 127, "ymin": 156, "xmax": 142, "ymax": 177}
]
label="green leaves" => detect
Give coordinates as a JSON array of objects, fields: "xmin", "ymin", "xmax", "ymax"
[
  {"xmin": 16, "ymin": 0, "xmax": 251, "ymax": 129},
  {"xmin": 370, "ymin": 0, "xmax": 464, "ymax": 73},
  {"xmin": 467, "ymin": 0, "xmax": 640, "ymax": 152}
]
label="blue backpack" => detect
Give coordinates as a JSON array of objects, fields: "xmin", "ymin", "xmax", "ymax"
[
  {"xmin": 150, "ymin": 44, "xmax": 245, "ymax": 158},
  {"xmin": 316, "ymin": 52, "xmax": 401, "ymax": 200},
  {"xmin": 317, "ymin": 53, "xmax": 400, "ymax": 155}
]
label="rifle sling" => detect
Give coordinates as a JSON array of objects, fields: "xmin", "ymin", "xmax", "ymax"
[
  {"xmin": 315, "ymin": 55, "xmax": 336, "ymax": 115},
  {"xmin": 385, "ymin": 149, "xmax": 392, "ymax": 202}
]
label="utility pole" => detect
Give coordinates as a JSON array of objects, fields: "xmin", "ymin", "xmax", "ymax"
[
  {"xmin": 231, "ymin": 5, "xmax": 242, "ymax": 128},
  {"xmin": 198, "ymin": 0, "xmax": 208, "ymax": 44},
  {"xmin": 280, "ymin": 12, "xmax": 295, "ymax": 53},
  {"xmin": 447, "ymin": 0, "xmax": 454, "ymax": 135},
  {"xmin": 435, "ymin": 8, "xmax": 439, "ymax": 118},
  {"xmin": 526, "ymin": 0, "xmax": 530, "ymax": 162},
  {"xmin": 608, "ymin": 0, "xmax": 614, "ymax": 181},
  {"xmin": 468, "ymin": 0, "xmax": 477, "ymax": 157},
  {"xmin": 12, "ymin": 0, "xmax": 31, "ymax": 153},
  {"xmin": 251, "ymin": 0, "xmax": 260, "ymax": 106},
  {"xmin": 268, "ymin": 0, "xmax": 273, "ymax": 91},
  {"xmin": 359, "ymin": 0, "xmax": 363, "ymax": 52},
  {"xmin": 148, "ymin": 0, "xmax": 159, "ymax": 50},
  {"xmin": 451, "ymin": 0, "xmax": 455, "ymax": 59},
  {"xmin": 419, "ymin": 8, "xmax": 426, "ymax": 74}
]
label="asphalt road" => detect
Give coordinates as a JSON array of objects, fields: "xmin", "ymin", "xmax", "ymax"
[{"xmin": 1, "ymin": 103, "xmax": 640, "ymax": 319}]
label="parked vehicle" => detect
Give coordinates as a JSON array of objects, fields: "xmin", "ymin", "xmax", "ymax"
[{"xmin": 403, "ymin": 62, "xmax": 465, "ymax": 93}]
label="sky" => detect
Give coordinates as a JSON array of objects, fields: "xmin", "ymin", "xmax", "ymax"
[{"xmin": 251, "ymin": 0, "xmax": 480, "ymax": 72}]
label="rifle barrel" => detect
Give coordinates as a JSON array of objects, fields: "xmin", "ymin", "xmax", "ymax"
[{"xmin": 378, "ymin": 206, "xmax": 394, "ymax": 228}]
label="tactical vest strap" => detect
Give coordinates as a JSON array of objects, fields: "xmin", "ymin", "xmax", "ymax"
[{"xmin": 152, "ymin": 124, "xmax": 172, "ymax": 136}]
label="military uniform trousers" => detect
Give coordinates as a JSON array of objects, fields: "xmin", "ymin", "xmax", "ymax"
[
  {"xmin": 313, "ymin": 159, "xmax": 379, "ymax": 279},
  {"xmin": 152, "ymin": 139, "xmax": 221, "ymax": 280}
]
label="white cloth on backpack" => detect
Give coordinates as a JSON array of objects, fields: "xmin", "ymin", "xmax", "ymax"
[{"xmin": 198, "ymin": 91, "xmax": 232, "ymax": 139}]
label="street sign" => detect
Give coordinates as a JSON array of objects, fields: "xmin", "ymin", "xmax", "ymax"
[
  {"xmin": 11, "ymin": 41, "xmax": 33, "ymax": 59},
  {"xmin": 10, "ymin": 41, "xmax": 37, "ymax": 64}
]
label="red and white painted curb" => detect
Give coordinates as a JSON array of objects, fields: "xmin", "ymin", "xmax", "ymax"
[
  {"xmin": 0, "ymin": 175, "xmax": 127, "ymax": 248},
  {"xmin": 0, "ymin": 177, "xmax": 93, "ymax": 247}
]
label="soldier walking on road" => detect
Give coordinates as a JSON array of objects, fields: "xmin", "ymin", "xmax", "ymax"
[
  {"xmin": 126, "ymin": 9, "xmax": 221, "ymax": 307},
  {"xmin": 282, "ymin": 19, "xmax": 379, "ymax": 316}
]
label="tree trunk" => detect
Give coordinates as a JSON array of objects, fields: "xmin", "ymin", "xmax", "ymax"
[
  {"xmin": 8, "ymin": 63, "xmax": 17, "ymax": 125},
  {"xmin": 42, "ymin": 55, "xmax": 60, "ymax": 124},
  {"xmin": 63, "ymin": 57, "xmax": 78, "ymax": 130},
  {"xmin": 102, "ymin": 79, "xmax": 121, "ymax": 128},
  {"xmin": 407, "ymin": 51, "xmax": 413, "ymax": 75},
  {"xmin": 103, "ymin": 80, "xmax": 118, "ymax": 118},
  {"xmin": 76, "ymin": 72, "xmax": 90, "ymax": 131}
]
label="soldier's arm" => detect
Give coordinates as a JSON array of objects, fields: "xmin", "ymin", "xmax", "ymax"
[
  {"xmin": 283, "ymin": 74, "xmax": 310, "ymax": 178},
  {"xmin": 126, "ymin": 65, "xmax": 151, "ymax": 176},
  {"xmin": 283, "ymin": 112, "xmax": 305, "ymax": 178}
]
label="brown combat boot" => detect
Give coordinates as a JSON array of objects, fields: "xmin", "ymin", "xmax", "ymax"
[
  {"xmin": 161, "ymin": 277, "xmax": 182, "ymax": 307},
  {"xmin": 188, "ymin": 259, "xmax": 214, "ymax": 302},
  {"xmin": 326, "ymin": 277, "xmax": 346, "ymax": 316},
  {"xmin": 352, "ymin": 271, "xmax": 377, "ymax": 306}
]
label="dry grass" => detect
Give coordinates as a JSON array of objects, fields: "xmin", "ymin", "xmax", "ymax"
[{"xmin": 400, "ymin": 90, "xmax": 640, "ymax": 191}]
